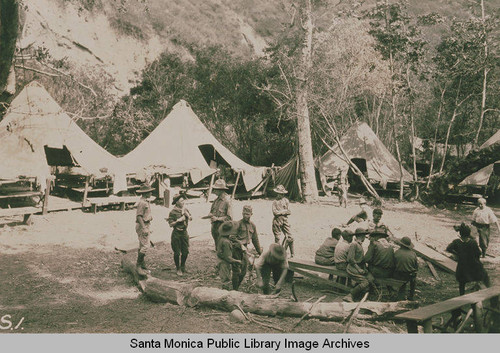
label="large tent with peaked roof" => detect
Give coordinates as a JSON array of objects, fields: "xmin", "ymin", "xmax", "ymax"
[
  {"xmin": 460, "ymin": 129, "xmax": 500, "ymax": 186},
  {"xmin": 318, "ymin": 122, "xmax": 412, "ymax": 186},
  {"xmin": 121, "ymin": 100, "xmax": 265, "ymax": 191},
  {"xmin": 0, "ymin": 81, "xmax": 127, "ymax": 191}
]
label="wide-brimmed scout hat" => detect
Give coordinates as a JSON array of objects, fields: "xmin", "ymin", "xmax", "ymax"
[
  {"xmin": 219, "ymin": 221, "xmax": 237, "ymax": 236},
  {"xmin": 212, "ymin": 179, "xmax": 229, "ymax": 190},
  {"xmin": 355, "ymin": 228, "xmax": 369, "ymax": 236},
  {"xmin": 273, "ymin": 184, "xmax": 288, "ymax": 194},
  {"xmin": 400, "ymin": 236, "xmax": 414, "ymax": 249},
  {"xmin": 341, "ymin": 229, "xmax": 354, "ymax": 239},
  {"xmin": 370, "ymin": 226, "xmax": 389, "ymax": 238},
  {"xmin": 172, "ymin": 193, "xmax": 187, "ymax": 205},
  {"xmin": 269, "ymin": 243, "xmax": 286, "ymax": 261},
  {"xmin": 136, "ymin": 183, "xmax": 154, "ymax": 194}
]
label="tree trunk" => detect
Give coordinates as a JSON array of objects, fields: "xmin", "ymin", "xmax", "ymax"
[
  {"xmin": 121, "ymin": 257, "xmax": 415, "ymax": 322},
  {"xmin": 0, "ymin": 0, "xmax": 19, "ymax": 94},
  {"xmin": 295, "ymin": 0, "xmax": 318, "ymax": 203},
  {"xmin": 427, "ymin": 86, "xmax": 446, "ymax": 188},
  {"xmin": 474, "ymin": 0, "xmax": 488, "ymax": 147}
]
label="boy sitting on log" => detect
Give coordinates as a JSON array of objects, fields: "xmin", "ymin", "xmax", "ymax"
[
  {"xmin": 393, "ymin": 236, "xmax": 418, "ymax": 300},
  {"xmin": 315, "ymin": 228, "xmax": 342, "ymax": 266}
]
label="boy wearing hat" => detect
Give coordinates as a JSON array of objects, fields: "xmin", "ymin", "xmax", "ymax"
[
  {"xmin": 446, "ymin": 223, "xmax": 490, "ymax": 295},
  {"xmin": 344, "ymin": 228, "xmax": 374, "ymax": 302},
  {"xmin": 255, "ymin": 244, "xmax": 289, "ymax": 295},
  {"xmin": 232, "ymin": 205, "xmax": 262, "ymax": 290},
  {"xmin": 272, "ymin": 184, "xmax": 294, "ymax": 257},
  {"xmin": 209, "ymin": 179, "xmax": 233, "ymax": 250},
  {"xmin": 216, "ymin": 221, "xmax": 241, "ymax": 290},
  {"xmin": 365, "ymin": 226, "xmax": 395, "ymax": 278},
  {"xmin": 393, "ymin": 236, "xmax": 418, "ymax": 300},
  {"xmin": 135, "ymin": 183, "xmax": 154, "ymax": 274},
  {"xmin": 334, "ymin": 230, "xmax": 354, "ymax": 271},
  {"xmin": 167, "ymin": 194, "xmax": 192, "ymax": 276},
  {"xmin": 472, "ymin": 197, "xmax": 499, "ymax": 258},
  {"xmin": 315, "ymin": 228, "xmax": 342, "ymax": 266}
]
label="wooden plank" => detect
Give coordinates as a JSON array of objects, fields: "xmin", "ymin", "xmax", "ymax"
[
  {"xmin": 425, "ymin": 260, "xmax": 441, "ymax": 281},
  {"xmin": 82, "ymin": 176, "xmax": 90, "ymax": 205},
  {"xmin": 0, "ymin": 191, "xmax": 43, "ymax": 199},
  {"xmin": 0, "ymin": 207, "xmax": 39, "ymax": 217},
  {"xmin": 395, "ymin": 285, "xmax": 500, "ymax": 322},
  {"xmin": 290, "ymin": 267, "xmax": 351, "ymax": 292},
  {"xmin": 394, "ymin": 239, "xmax": 456, "ymax": 274}
]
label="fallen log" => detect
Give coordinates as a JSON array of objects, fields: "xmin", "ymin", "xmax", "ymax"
[{"xmin": 122, "ymin": 257, "xmax": 416, "ymax": 322}]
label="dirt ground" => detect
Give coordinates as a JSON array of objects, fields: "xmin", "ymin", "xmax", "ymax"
[{"xmin": 1, "ymin": 196, "xmax": 499, "ymax": 333}]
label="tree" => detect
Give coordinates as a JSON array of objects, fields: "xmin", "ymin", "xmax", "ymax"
[
  {"xmin": 367, "ymin": 0, "xmax": 430, "ymax": 200},
  {"xmin": 0, "ymin": 0, "xmax": 18, "ymax": 96}
]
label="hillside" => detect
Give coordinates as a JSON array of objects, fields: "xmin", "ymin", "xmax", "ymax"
[{"xmin": 16, "ymin": 0, "xmax": 282, "ymax": 93}]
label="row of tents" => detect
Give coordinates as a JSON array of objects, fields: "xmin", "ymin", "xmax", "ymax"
[{"xmin": 1, "ymin": 81, "xmax": 497, "ymax": 204}]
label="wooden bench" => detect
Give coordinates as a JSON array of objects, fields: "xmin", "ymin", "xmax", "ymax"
[
  {"xmin": 0, "ymin": 191, "xmax": 43, "ymax": 199},
  {"xmin": 85, "ymin": 196, "xmax": 140, "ymax": 214},
  {"xmin": 0, "ymin": 206, "xmax": 41, "ymax": 224},
  {"xmin": 288, "ymin": 259, "xmax": 407, "ymax": 294},
  {"xmin": 395, "ymin": 285, "xmax": 500, "ymax": 333}
]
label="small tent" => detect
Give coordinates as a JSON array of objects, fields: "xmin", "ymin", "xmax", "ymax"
[
  {"xmin": 0, "ymin": 81, "xmax": 127, "ymax": 192},
  {"xmin": 460, "ymin": 129, "xmax": 500, "ymax": 186},
  {"xmin": 122, "ymin": 100, "xmax": 265, "ymax": 191},
  {"xmin": 318, "ymin": 122, "xmax": 412, "ymax": 187}
]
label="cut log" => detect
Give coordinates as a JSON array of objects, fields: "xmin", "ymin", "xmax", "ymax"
[{"xmin": 122, "ymin": 257, "xmax": 416, "ymax": 322}]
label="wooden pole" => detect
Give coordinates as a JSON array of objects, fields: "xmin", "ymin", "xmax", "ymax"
[
  {"xmin": 472, "ymin": 302, "xmax": 484, "ymax": 333},
  {"xmin": 344, "ymin": 291, "xmax": 369, "ymax": 333},
  {"xmin": 232, "ymin": 171, "xmax": 241, "ymax": 199},
  {"xmin": 42, "ymin": 178, "xmax": 50, "ymax": 215},
  {"xmin": 82, "ymin": 175, "xmax": 90, "ymax": 206},
  {"xmin": 206, "ymin": 173, "xmax": 216, "ymax": 202}
]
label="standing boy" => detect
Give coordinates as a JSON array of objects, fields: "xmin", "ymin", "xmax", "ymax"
[
  {"xmin": 216, "ymin": 221, "xmax": 241, "ymax": 290},
  {"xmin": 209, "ymin": 179, "xmax": 233, "ymax": 250},
  {"xmin": 272, "ymin": 184, "xmax": 294, "ymax": 257},
  {"xmin": 167, "ymin": 194, "xmax": 192, "ymax": 276},
  {"xmin": 135, "ymin": 183, "xmax": 154, "ymax": 275},
  {"xmin": 472, "ymin": 197, "xmax": 499, "ymax": 257}
]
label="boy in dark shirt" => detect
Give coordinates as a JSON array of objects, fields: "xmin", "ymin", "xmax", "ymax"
[
  {"xmin": 167, "ymin": 194, "xmax": 192, "ymax": 276},
  {"xmin": 315, "ymin": 228, "xmax": 342, "ymax": 266},
  {"xmin": 216, "ymin": 221, "xmax": 241, "ymax": 290},
  {"xmin": 393, "ymin": 236, "xmax": 418, "ymax": 300}
]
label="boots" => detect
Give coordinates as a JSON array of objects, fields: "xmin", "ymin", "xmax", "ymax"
[
  {"xmin": 180, "ymin": 254, "xmax": 188, "ymax": 274},
  {"xmin": 136, "ymin": 252, "xmax": 150, "ymax": 275}
]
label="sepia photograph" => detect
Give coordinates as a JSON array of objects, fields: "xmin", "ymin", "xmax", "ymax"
[{"xmin": 1, "ymin": 0, "xmax": 499, "ymax": 342}]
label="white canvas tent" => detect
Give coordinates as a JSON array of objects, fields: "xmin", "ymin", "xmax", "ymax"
[
  {"xmin": 122, "ymin": 100, "xmax": 265, "ymax": 191},
  {"xmin": 460, "ymin": 129, "xmax": 500, "ymax": 186},
  {"xmin": 0, "ymin": 81, "xmax": 127, "ymax": 192},
  {"xmin": 318, "ymin": 122, "xmax": 412, "ymax": 185}
]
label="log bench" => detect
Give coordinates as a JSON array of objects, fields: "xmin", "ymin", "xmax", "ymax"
[
  {"xmin": 288, "ymin": 259, "xmax": 407, "ymax": 294},
  {"xmin": 85, "ymin": 196, "xmax": 140, "ymax": 214},
  {"xmin": 395, "ymin": 285, "xmax": 500, "ymax": 333}
]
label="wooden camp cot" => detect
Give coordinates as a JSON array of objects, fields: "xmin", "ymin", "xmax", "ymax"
[
  {"xmin": 84, "ymin": 196, "xmax": 140, "ymax": 214},
  {"xmin": 395, "ymin": 285, "xmax": 500, "ymax": 333}
]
